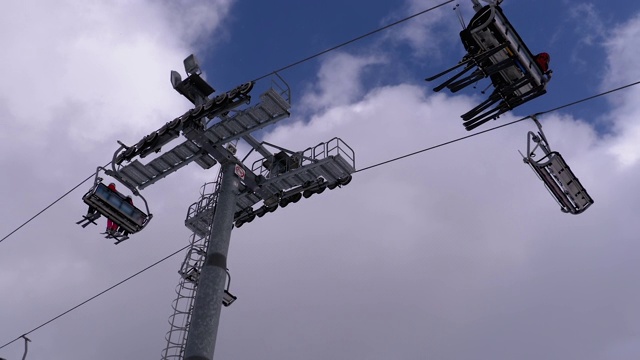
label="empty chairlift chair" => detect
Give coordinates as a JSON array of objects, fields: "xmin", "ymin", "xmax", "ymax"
[
  {"xmin": 426, "ymin": 0, "xmax": 552, "ymax": 131},
  {"xmin": 521, "ymin": 118, "xmax": 593, "ymax": 214}
]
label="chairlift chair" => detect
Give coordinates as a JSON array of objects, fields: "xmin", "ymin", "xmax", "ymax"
[
  {"xmin": 521, "ymin": 118, "xmax": 593, "ymax": 215},
  {"xmin": 426, "ymin": 0, "xmax": 552, "ymax": 131},
  {"xmin": 77, "ymin": 165, "xmax": 152, "ymax": 244}
]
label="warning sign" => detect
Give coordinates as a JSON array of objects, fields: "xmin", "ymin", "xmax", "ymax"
[{"xmin": 234, "ymin": 164, "xmax": 245, "ymax": 180}]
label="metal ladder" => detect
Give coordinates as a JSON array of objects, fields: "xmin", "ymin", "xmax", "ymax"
[{"xmin": 160, "ymin": 171, "xmax": 223, "ymax": 360}]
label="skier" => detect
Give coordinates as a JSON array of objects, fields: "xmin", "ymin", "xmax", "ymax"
[
  {"xmin": 535, "ymin": 52, "xmax": 550, "ymax": 73},
  {"xmin": 105, "ymin": 183, "xmax": 120, "ymax": 235}
]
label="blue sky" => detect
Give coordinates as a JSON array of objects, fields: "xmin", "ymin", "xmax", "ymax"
[
  {"xmin": 205, "ymin": 0, "xmax": 635, "ymax": 127},
  {"xmin": 2, "ymin": 1, "xmax": 640, "ymax": 360}
]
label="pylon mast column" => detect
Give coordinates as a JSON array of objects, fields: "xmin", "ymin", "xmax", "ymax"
[{"xmin": 183, "ymin": 161, "xmax": 239, "ymax": 360}]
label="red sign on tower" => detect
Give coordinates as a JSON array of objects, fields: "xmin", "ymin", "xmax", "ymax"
[{"xmin": 234, "ymin": 164, "xmax": 245, "ymax": 180}]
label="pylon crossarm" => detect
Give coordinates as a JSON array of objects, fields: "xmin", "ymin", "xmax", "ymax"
[
  {"xmin": 234, "ymin": 138, "xmax": 355, "ymax": 228},
  {"xmin": 115, "ymin": 82, "xmax": 254, "ymax": 166}
]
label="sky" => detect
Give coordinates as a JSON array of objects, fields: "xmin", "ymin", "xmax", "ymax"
[{"xmin": 1, "ymin": 0, "xmax": 640, "ymax": 359}]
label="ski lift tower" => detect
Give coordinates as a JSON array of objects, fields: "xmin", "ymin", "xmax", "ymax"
[{"xmin": 87, "ymin": 54, "xmax": 356, "ymax": 360}]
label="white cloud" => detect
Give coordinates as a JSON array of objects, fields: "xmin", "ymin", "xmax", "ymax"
[
  {"xmin": 300, "ymin": 52, "xmax": 386, "ymax": 112},
  {"xmin": 382, "ymin": 0, "xmax": 472, "ymax": 59},
  {"xmin": 602, "ymin": 13, "xmax": 640, "ymax": 88},
  {"xmin": 568, "ymin": 3, "xmax": 608, "ymax": 47},
  {"xmin": 0, "ymin": 0, "xmax": 234, "ymax": 150},
  {"xmin": 600, "ymin": 14, "xmax": 640, "ymax": 166}
]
